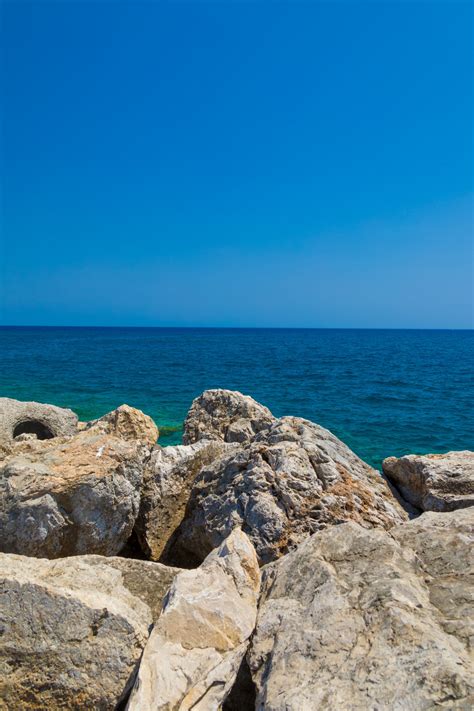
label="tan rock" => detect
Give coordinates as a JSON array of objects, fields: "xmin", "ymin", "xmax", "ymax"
[
  {"xmin": 170, "ymin": 416, "xmax": 408, "ymax": 565},
  {"xmin": 183, "ymin": 389, "xmax": 275, "ymax": 445},
  {"xmin": 249, "ymin": 509, "xmax": 474, "ymax": 710},
  {"xmin": 127, "ymin": 529, "xmax": 260, "ymax": 711},
  {"xmin": 85, "ymin": 404, "xmax": 159, "ymax": 447},
  {"xmin": 135, "ymin": 440, "xmax": 233, "ymax": 562},
  {"xmin": 383, "ymin": 450, "xmax": 474, "ymax": 512},
  {"xmin": 0, "ymin": 553, "xmax": 175, "ymax": 710},
  {"xmin": 0, "ymin": 429, "xmax": 145, "ymax": 558}
]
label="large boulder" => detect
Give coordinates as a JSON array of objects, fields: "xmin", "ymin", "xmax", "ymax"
[
  {"xmin": 85, "ymin": 404, "xmax": 159, "ymax": 448},
  {"xmin": 169, "ymin": 416, "xmax": 408, "ymax": 566},
  {"xmin": 135, "ymin": 440, "xmax": 232, "ymax": 562},
  {"xmin": 183, "ymin": 389, "xmax": 275, "ymax": 445},
  {"xmin": 0, "ymin": 430, "xmax": 146, "ymax": 558},
  {"xmin": 0, "ymin": 553, "xmax": 181, "ymax": 710},
  {"xmin": 248, "ymin": 509, "xmax": 474, "ymax": 710},
  {"xmin": 383, "ymin": 450, "xmax": 474, "ymax": 512},
  {"xmin": 127, "ymin": 529, "xmax": 260, "ymax": 711},
  {"xmin": 0, "ymin": 397, "xmax": 78, "ymax": 444}
]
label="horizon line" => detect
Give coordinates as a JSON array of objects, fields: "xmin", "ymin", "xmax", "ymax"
[{"xmin": 1, "ymin": 325, "xmax": 473, "ymax": 332}]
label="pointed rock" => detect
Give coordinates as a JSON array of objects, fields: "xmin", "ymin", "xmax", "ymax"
[{"xmin": 85, "ymin": 404, "xmax": 159, "ymax": 448}]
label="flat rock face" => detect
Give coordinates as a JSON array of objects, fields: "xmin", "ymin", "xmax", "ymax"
[
  {"xmin": 248, "ymin": 510, "xmax": 474, "ymax": 711},
  {"xmin": 383, "ymin": 450, "xmax": 474, "ymax": 512},
  {"xmin": 135, "ymin": 440, "xmax": 231, "ymax": 562},
  {"xmin": 0, "ymin": 430, "xmax": 145, "ymax": 558},
  {"xmin": 0, "ymin": 553, "xmax": 155, "ymax": 710},
  {"xmin": 85, "ymin": 404, "xmax": 159, "ymax": 448},
  {"xmin": 170, "ymin": 417, "xmax": 408, "ymax": 565},
  {"xmin": 183, "ymin": 389, "xmax": 275, "ymax": 445},
  {"xmin": 0, "ymin": 397, "xmax": 78, "ymax": 443},
  {"xmin": 127, "ymin": 529, "xmax": 261, "ymax": 711}
]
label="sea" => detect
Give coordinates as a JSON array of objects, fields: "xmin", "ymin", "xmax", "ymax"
[{"xmin": 0, "ymin": 327, "xmax": 472, "ymax": 470}]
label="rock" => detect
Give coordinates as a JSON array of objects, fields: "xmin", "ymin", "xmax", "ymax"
[
  {"xmin": 383, "ymin": 450, "xmax": 474, "ymax": 512},
  {"xmin": 135, "ymin": 440, "xmax": 233, "ymax": 562},
  {"xmin": 248, "ymin": 510, "xmax": 474, "ymax": 710},
  {"xmin": 0, "ymin": 397, "xmax": 78, "ymax": 443},
  {"xmin": 0, "ymin": 552, "xmax": 174, "ymax": 710},
  {"xmin": 0, "ymin": 429, "xmax": 146, "ymax": 558},
  {"xmin": 170, "ymin": 416, "xmax": 408, "ymax": 566},
  {"xmin": 127, "ymin": 529, "xmax": 261, "ymax": 711},
  {"xmin": 85, "ymin": 404, "xmax": 159, "ymax": 448},
  {"xmin": 183, "ymin": 389, "xmax": 275, "ymax": 445}
]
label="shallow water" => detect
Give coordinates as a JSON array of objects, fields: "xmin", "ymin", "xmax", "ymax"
[{"xmin": 0, "ymin": 327, "xmax": 472, "ymax": 469}]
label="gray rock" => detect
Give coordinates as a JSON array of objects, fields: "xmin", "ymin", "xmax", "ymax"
[
  {"xmin": 248, "ymin": 509, "xmax": 474, "ymax": 710},
  {"xmin": 183, "ymin": 389, "xmax": 275, "ymax": 445},
  {"xmin": 0, "ymin": 429, "xmax": 145, "ymax": 558},
  {"xmin": 383, "ymin": 450, "xmax": 474, "ymax": 512},
  {"xmin": 170, "ymin": 416, "xmax": 408, "ymax": 565},
  {"xmin": 0, "ymin": 397, "xmax": 78, "ymax": 444},
  {"xmin": 0, "ymin": 552, "xmax": 173, "ymax": 710},
  {"xmin": 127, "ymin": 529, "xmax": 261, "ymax": 711},
  {"xmin": 135, "ymin": 440, "xmax": 232, "ymax": 562}
]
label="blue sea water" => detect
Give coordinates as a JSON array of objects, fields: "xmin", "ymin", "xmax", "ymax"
[{"xmin": 0, "ymin": 327, "xmax": 472, "ymax": 470}]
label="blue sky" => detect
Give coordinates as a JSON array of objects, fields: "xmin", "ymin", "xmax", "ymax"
[{"xmin": 1, "ymin": 1, "xmax": 472, "ymax": 328}]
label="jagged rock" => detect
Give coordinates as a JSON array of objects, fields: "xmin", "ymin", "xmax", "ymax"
[
  {"xmin": 0, "ymin": 430, "xmax": 146, "ymax": 558},
  {"xmin": 85, "ymin": 404, "xmax": 159, "ymax": 448},
  {"xmin": 248, "ymin": 510, "xmax": 474, "ymax": 710},
  {"xmin": 135, "ymin": 440, "xmax": 233, "ymax": 562},
  {"xmin": 127, "ymin": 529, "xmax": 260, "ymax": 711},
  {"xmin": 0, "ymin": 552, "xmax": 178, "ymax": 710},
  {"xmin": 383, "ymin": 450, "xmax": 474, "ymax": 512},
  {"xmin": 0, "ymin": 397, "xmax": 78, "ymax": 444},
  {"xmin": 170, "ymin": 416, "xmax": 408, "ymax": 565},
  {"xmin": 183, "ymin": 389, "xmax": 275, "ymax": 445}
]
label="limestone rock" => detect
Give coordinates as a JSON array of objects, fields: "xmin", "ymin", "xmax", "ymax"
[
  {"xmin": 183, "ymin": 389, "xmax": 275, "ymax": 445},
  {"xmin": 170, "ymin": 416, "xmax": 408, "ymax": 565},
  {"xmin": 0, "ymin": 429, "xmax": 145, "ymax": 558},
  {"xmin": 248, "ymin": 510, "xmax": 474, "ymax": 710},
  {"xmin": 0, "ymin": 397, "xmax": 78, "ymax": 443},
  {"xmin": 135, "ymin": 440, "xmax": 233, "ymax": 562},
  {"xmin": 85, "ymin": 404, "xmax": 159, "ymax": 448},
  {"xmin": 0, "ymin": 553, "xmax": 158, "ymax": 710},
  {"xmin": 383, "ymin": 450, "xmax": 474, "ymax": 512},
  {"xmin": 127, "ymin": 529, "xmax": 261, "ymax": 711}
]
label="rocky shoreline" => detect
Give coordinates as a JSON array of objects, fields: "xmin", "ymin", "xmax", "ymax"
[{"xmin": 0, "ymin": 390, "xmax": 473, "ymax": 709}]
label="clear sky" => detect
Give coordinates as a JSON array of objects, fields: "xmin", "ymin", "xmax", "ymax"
[{"xmin": 1, "ymin": 1, "xmax": 472, "ymax": 328}]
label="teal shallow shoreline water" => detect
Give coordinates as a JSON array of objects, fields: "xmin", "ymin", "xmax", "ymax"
[{"xmin": 0, "ymin": 327, "xmax": 472, "ymax": 470}]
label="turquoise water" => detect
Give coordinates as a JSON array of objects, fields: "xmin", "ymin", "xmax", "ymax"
[{"xmin": 0, "ymin": 327, "xmax": 472, "ymax": 469}]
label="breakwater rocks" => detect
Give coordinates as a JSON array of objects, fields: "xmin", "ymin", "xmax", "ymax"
[{"xmin": 0, "ymin": 390, "xmax": 473, "ymax": 710}]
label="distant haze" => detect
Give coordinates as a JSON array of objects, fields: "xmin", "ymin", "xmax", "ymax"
[{"xmin": 1, "ymin": 1, "xmax": 472, "ymax": 328}]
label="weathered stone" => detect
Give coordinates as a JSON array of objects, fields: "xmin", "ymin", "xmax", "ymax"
[
  {"xmin": 85, "ymin": 404, "xmax": 159, "ymax": 448},
  {"xmin": 183, "ymin": 389, "xmax": 275, "ymax": 445},
  {"xmin": 135, "ymin": 440, "xmax": 233, "ymax": 562},
  {"xmin": 127, "ymin": 529, "xmax": 260, "ymax": 711},
  {"xmin": 0, "ymin": 553, "xmax": 159, "ymax": 710},
  {"xmin": 248, "ymin": 510, "xmax": 474, "ymax": 710},
  {"xmin": 383, "ymin": 450, "xmax": 474, "ymax": 512},
  {"xmin": 0, "ymin": 397, "xmax": 78, "ymax": 444},
  {"xmin": 170, "ymin": 416, "xmax": 408, "ymax": 565},
  {"xmin": 0, "ymin": 430, "xmax": 145, "ymax": 558}
]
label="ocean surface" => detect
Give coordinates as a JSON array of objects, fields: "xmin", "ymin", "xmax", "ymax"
[{"xmin": 0, "ymin": 327, "xmax": 472, "ymax": 470}]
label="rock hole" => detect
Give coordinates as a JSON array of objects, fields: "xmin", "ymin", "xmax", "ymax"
[{"xmin": 13, "ymin": 420, "xmax": 55, "ymax": 440}]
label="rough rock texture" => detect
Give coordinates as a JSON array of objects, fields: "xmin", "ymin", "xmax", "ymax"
[
  {"xmin": 135, "ymin": 440, "xmax": 232, "ymax": 562},
  {"xmin": 248, "ymin": 510, "xmax": 474, "ymax": 711},
  {"xmin": 0, "ymin": 397, "xmax": 78, "ymax": 443},
  {"xmin": 171, "ymin": 417, "xmax": 408, "ymax": 565},
  {"xmin": 0, "ymin": 430, "xmax": 145, "ymax": 558},
  {"xmin": 183, "ymin": 389, "xmax": 275, "ymax": 445},
  {"xmin": 383, "ymin": 450, "xmax": 474, "ymax": 512},
  {"xmin": 0, "ymin": 553, "xmax": 156, "ymax": 710},
  {"xmin": 127, "ymin": 529, "xmax": 261, "ymax": 711},
  {"xmin": 85, "ymin": 404, "xmax": 159, "ymax": 448}
]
